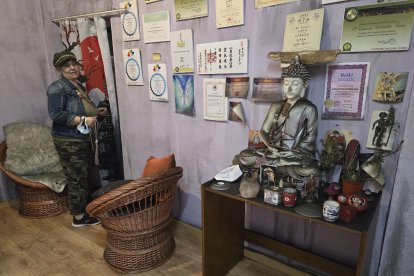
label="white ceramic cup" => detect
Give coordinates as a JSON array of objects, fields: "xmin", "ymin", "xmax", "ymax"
[{"xmin": 323, "ymin": 200, "xmax": 340, "ymax": 222}]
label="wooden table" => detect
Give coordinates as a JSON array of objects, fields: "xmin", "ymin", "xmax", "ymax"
[{"xmin": 201, "ymin": 179, "xmax": 379, "ymax": 276}]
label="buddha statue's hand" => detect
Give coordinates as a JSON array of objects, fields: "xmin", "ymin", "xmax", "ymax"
[
  {"xmin": 278, "ymin": 158, "xmax": 302, "ymax": 166},
  {"xmin": 277, "ymin": 150, "xmax": 296, "ymax": 158}
]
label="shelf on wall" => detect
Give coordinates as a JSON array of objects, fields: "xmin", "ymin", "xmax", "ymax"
[{"xmin": 267, "ymin": 49, "xmax": 341, "ymax": 65}]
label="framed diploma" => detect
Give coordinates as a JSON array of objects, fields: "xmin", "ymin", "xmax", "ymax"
[
  {"xmin": 148, "ymin": 63, "xmax": 168, "ymax": 101},
  {"xmin": 143, "ymin": 11, "xmax": 171, "ymax": 43},
  {"xmin": 174, "ymin": 0, "xmax": 208, "ymax": 21},
  {"xmin": 226, "ymin": 77, "xmax": 249, "ymax": 98},
  {"xmin": 203, "ymin": 78, "xmax": 228, "ymax": 121},
  {"xmin": 120, "ymin": 0, "xmax": 140, "ymax": 41},
  {"xmin": 123, "ymin": 49, "xmax": 144, "ymax": 86},
  {"xmin": 196, "ymin": 39, "xmax": 248, "ymax": 75},
  {"xmin": 216, "ymin": 0, "xmax": 244, "ymax": 28},
  {"xmin": 340, "ymin": 1, "xmax": 414, "ymax": 52},
  {"xmin": 322, "ymin": 62, "xmax": 370, "ymax": 120},
  {"xmin": 170, "ymin": 29, "xmax": 195, "ymax": 73},
  {"xmin": 252, "ymin": 78, "xmax": 283, "ymax": 101},
  {"xmin": 255, "ymin": 0, "xmax": 296, "ymax": 8},
  {"xmin": 283, "ymin": 8, "xmax": 325, "ymax": 52}
]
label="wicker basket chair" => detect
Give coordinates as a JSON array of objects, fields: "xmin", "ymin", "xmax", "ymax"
[
  {"xmin": 86, "ymin": 166, "xmax": 183, "ymax": 273},
  {"xmin": 0, "ymin": 141, "xmax": 69, "ymax": 218}
]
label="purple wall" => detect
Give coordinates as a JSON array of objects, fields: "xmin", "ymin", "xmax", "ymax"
[{"xmin": 0, "ymin": 0, "xmax": 413, "ymax": 274}]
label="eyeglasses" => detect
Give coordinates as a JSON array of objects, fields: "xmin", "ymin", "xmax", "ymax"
[{"xmin": 62, "ymin": 60, "xmax": 80, "ymax": 68}]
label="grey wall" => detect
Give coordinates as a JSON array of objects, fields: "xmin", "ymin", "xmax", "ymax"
[
  {"xmin": 0, "ymin": 0, "xmax": 413, "ymax": 274},
  {"xmin": 0, "ymin": 0, "xmax": 60, "ymax": 200}
]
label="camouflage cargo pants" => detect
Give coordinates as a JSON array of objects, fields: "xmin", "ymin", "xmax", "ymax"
[{"xmin": 53, "ymin": 137, "xmax": 100, "ymax": 216}]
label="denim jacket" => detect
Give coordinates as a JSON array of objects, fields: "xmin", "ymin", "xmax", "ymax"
[{"xmin": 47, "ymin": 77, "xmax": 86, "ymax": 138}]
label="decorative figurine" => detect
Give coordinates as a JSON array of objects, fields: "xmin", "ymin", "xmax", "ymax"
[
  {"xmin": 239, "ymin": 170, "xmax": 260, "ymax": 199},
  {"xmin": 234, "ymin": 55, "xmax": 319, "ymax": 181},
  {"xmin": 304, "ymin": 174, "xmax": 317, "ymax": 203}
]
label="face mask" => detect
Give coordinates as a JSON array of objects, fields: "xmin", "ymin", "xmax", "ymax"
[{"xmin": 77, "ymin": 120, "xmax": 91, "ymax": 134}]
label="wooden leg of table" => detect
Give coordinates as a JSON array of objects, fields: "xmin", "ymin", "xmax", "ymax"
[
  {"xmin": 356, "ymin": 231, "xmax": 367, "ymax": 276},
  {"xmin": 202, "ymin": 187, "xmax": 244, "ymax": 276}
]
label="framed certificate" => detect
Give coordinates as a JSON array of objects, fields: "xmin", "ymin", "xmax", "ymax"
[
  {"xmin": 340, "ymin": 1, "xmax": 414, "ymax": 52},
  {"xmin": 252, "ymin": 78, "xmax": 283, "ymax": 101},
  {"xmin": 123, "ymin": 49, "xmax": 143, "ymax": 86},
  {"xmin": 143, "ymin": 11, "xmax": 171, "ymax": 43},
  {"xmin": 174, "ymin": 0, "xmax": 208, "ymax": 21},
  {"xmin": 216, "ymin": 0, "xmax": 244, "ymax": 28},
  {"xmin": 203, "ymin": 78, "xmax": 228, "ymax": 121},
  {"xmin": 196, "ymin": 39, "xmax": 248, "ymax": 75},
  {"xmin": 255, "ymin": 0, "xmax": 296, "ymax": 8},
  {"xmin": 148, "ymin": 63, "xmax": 168, "ymax": 101},
  {"xmin": 120, "ymin": 0, "xmax": 140, "ymax": 41},
  {"xmin": 283, "ymin": 8, "xmax": 325, "ymax": 52},
  {"xmin": 170, "ymin": 29, "xmax": 194, "ymax": 73},
  {"xmin": 322, "ymin": 62, "xmax": 370, "ymax": 120},
  {"xmin": 226, "ymin": 77, "xmax": 249, "ymax": 98}
]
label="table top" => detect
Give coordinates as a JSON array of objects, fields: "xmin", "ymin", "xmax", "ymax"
[{"xmin": 202, "ymin": 179, "xmax": 380, "ymax": 235}]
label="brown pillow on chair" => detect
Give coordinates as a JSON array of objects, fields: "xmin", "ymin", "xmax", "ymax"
[{"xmin": 141, "ymin": 154, "xmax": 176, "ymax": 177}]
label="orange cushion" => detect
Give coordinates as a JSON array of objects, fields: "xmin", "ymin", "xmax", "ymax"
[{"xmin": 141, "ymin": 154, "xmax": 176, "ymax": 177}]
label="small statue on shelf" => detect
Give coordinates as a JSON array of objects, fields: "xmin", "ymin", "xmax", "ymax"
[
  {"xmin": 304, "ymin": 174, "xmax": 317, "ymax": 203},
  {"xmin": 239, "ymin": 170, "xmax": 260, "ymax": 199},
  {"xmin": 233, "ymin": 55, "xmax": 319, "ymax": 181}
]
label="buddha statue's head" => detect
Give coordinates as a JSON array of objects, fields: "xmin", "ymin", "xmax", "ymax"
[{"xmin": 281, "ymin": 55, "xmax": 310, "ymax": 101}]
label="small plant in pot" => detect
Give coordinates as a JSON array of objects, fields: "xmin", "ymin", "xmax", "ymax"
[
  {"xmin": 318, "ymin": 130, "xmax": 346, "ymax": 198},
  {"xmin": 319, "ymin": 130, "xmax": 346, "ymax": 172},
  {"xmin": 341, "ymin": 139, "xmax": 364, "ymax": 195}
]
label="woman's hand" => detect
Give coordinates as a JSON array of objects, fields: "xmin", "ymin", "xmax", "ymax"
[
  {"xmin": 85, "ymin": 116, "xmax": 97, "ymax": 127},
  {"xmin": 98, "ymin": 107, "xmax": 108, "ymax": 116}
]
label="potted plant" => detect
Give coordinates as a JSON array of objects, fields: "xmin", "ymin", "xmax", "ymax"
[
  {"xmin": 319, "ymin": 130, "xmax": 346, "ymax": 173},
  {"xmin": 318, "ymin": 130, "xmax": 346, "ymax": 199}
]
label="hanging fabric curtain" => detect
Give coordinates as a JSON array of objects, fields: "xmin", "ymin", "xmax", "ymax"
[{"xmin": 60, "ymin": 18, "xmax": 122, "ymax": 184}]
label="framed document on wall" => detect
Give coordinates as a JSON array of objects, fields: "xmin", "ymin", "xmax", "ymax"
[
  {"xmin": 283, "ymin": 8, "xmax": 325, "ymax": 52},
  {"xmin": 196, "ymin": 39, "xmax": 248, "ymax": 75},
  {"xmin": 340, "ymin": 1, "xmax": 414, "ymax": 52},
  {"xmin": 322, "ymin": 62, "xmax": 370, "ymax": 120},
  {"xmin": 203, "ymin": 78, "xmax": 228, "ymax": 121}
]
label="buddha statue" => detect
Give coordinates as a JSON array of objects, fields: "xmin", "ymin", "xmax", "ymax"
[{"xmin": 235, "ymin": 55, "xmax": 319, "ymax": 181}]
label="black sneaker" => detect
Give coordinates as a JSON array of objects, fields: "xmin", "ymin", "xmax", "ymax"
[{"xmin": 72, "ymin": 214, "xmax": 100, "ymax": 228}]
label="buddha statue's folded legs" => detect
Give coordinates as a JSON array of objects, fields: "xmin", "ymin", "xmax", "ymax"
[{"xmin": 233, "ymin": 148, "xmax": 319, "ymax": 181}]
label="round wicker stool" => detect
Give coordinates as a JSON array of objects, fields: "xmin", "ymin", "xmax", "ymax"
[
  {"xmin": 87, "ymin": 167, "xmax": 183, "ymax": 273},
  {"xmin": 0, "ymin": 141, "xmax": 69, "ymax": 218},
  {"xmin": 104, "ymin": 217, "xmax": 176, "ymax": 273}
]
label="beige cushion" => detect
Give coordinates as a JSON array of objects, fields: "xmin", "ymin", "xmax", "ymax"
[{"xmin": 3, "ymin": 123, "xmax": 62, "ymax": 176}]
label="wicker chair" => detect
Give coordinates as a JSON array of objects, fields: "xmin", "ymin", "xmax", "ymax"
[
  {"xmin": 86, "ymin": 166, "xmax": 183, "ymax": 273},
  {"xmin": 0, "ymin": 141, "xmax": 69, "ymax": 218}
]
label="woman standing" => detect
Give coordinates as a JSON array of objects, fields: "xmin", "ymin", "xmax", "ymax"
[{"xmin": 47, "ymin": 50, "xmax": 106, "ymax": 227}]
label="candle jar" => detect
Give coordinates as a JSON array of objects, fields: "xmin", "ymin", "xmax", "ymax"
[
  {"xmin": 282, "ymin": 188, "xmax": 297, "ymax": 207},
  {"xmin": 264, "ymin": 186, "xmax": 282, "ymax": 206}
]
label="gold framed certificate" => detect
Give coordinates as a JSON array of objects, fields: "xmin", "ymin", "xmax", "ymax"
[
  {"xmin": 174, "ymin": 0, "xmax": 208, "ymax": 21},
  {"xmin": 340, "ymin": 1, "xmax": 414, "ymax": 52}
]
